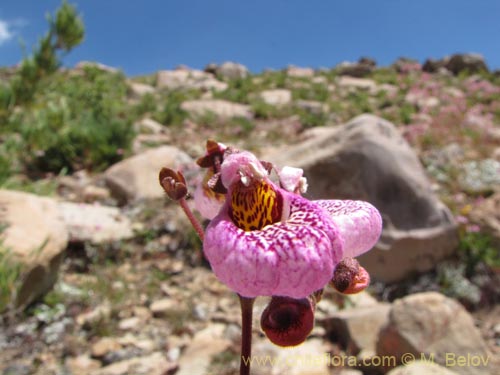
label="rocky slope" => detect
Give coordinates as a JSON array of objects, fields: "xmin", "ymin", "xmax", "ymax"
[{"xmin": 0, "ymin": 54, "xmax": 499, "ymax": 375}]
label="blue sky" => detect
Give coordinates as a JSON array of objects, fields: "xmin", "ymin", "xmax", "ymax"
[{"xmin": 1, "ymin": 0, "xmax": 499, "ymax": 77}]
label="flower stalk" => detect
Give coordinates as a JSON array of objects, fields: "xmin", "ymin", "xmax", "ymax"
[
  {"xmin": 178, "ymin": 197, "xmax": 205, "ymax": 241},
  {"xmin": 239, "ymin": 295, "xmax": 255, "ymax": 375}
]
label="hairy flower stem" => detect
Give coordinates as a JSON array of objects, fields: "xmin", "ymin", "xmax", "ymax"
[
  {"xmin": 179, "ymin": 197, "xmax": 205, "ymax": 241},
  {"xmin": 239, "ymin": 295, "xmax": 255, "ymax": 375}
]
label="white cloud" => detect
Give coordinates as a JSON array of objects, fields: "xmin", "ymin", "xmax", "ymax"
[{"xmin": 0, "ymin": 19, "xmax": 13, "ymax": 45}]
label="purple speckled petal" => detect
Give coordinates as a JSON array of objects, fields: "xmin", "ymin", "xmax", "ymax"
[
  {"xmin": 315, "ymin": 200, "xmax": 382, "ymax": 258},
  {"xmin": 204, "ymin": 192, "xmax": 343, "ymax": 298}
]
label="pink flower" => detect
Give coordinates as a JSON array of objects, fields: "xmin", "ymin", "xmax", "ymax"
[
  {"xmin": 193, "ymin": 140, "xmax": 228, "ymax": 219},
  {"xmin": 202, "ymin": 150, "xmax": 382, "ymax": 298}
]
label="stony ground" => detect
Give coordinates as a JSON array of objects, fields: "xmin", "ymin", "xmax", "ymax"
[{"xmin": 1, "ymin": 56, "xmax": 500, "ymax": 374}]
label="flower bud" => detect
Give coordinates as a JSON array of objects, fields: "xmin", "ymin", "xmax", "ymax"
[
  {"xmin": 159, "ymin": 168, "xmax": 188, "ymax": 201},
  {"xmin": 330, "ymin": 257, "xmax": 371, "ymax": 294},
  {"xmin": 260, "ymin": 296, "xmax": 315, "ymax": 347}
]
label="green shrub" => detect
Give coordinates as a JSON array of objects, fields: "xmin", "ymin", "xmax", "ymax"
[
  {"xmin": 153, "ymin": 89, "xmax": 192, "ymax": 126},
  {"xmin": 370, "ymin": 67, "xmax": 399, "ymax": 85},
  {"xmin": 459, "ymin": 231, "xmax": 499, "ymax": 277},
  {"xmin": 0, "ymin": 234, "xmax": 22, "ymax": 313},
  {"xmin": 399, "ymin": 102, "xmax": 416, "ymax": 124},
  {"xmin": 13, "ymin": 67, "xmax": 134, "ymax": 175},
  {"xmin": 346, "ymin": 91, "xmax": 373, "ymax": 113},
  {"xmin": 292, "ymin": 83, "xmax": 329, "ymax": 102},
  {"xmin": 213, "ymin": 77, "xmax": 256, "ymax": 103},
  {"xmin": 11, "ymin": 0, "xmax": 84, "ymax": 106},
  {"xmin": 293, "ymin": 107, "xmax": 328, "ymax": 128},
  {"xmin": 259, "ymin": 70, "xmax": 287, "ymax": 89},
  {"xmin": 132, "ymin": 92, "xmax": 157, "ymax": 117},
  {"xmin": 251, "ymin": 99, "xmax": 290, "ymax": 119}
]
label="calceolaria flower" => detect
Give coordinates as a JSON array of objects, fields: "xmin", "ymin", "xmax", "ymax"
[
  {"xmin": 201, "ymin": 148, "xmax": 382, "ymax": 299},
  {"xmin": 161, "ymin": 141, "xmax": 383, "ymax": 372}
]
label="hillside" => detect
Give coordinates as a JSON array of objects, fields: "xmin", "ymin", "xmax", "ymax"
[{"xmin": 0, "ymin": 55, "xmax": 499, "ymax": 375}]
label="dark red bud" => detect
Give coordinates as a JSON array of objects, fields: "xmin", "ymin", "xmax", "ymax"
[
  {"xmin": 330, "ymin": 257, "xmax": 371, "ymax": 294},
  {"xmin": 159, "ymin": 168, "xmax": 188, "ymax": 200},
  {"xmin": 261, "ymin": 296, "xmax": 315, "ymax": 347},
  {"xmin": 196, "ymin": 139, "xmax": 226, "ymax": 169}
]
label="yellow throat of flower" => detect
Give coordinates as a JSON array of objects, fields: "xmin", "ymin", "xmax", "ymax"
[{"xmin": 229, "ymin": 179, "xmax": 283, "ymax": 231}]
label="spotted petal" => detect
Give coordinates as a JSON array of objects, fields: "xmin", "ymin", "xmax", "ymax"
[
  {"xmin": 315, "ymin": 200, "xmax": 382, "ymax": 258},
  {"xmin": 204, "ymin": 191, "xmax": 343, "ymax": 298}
]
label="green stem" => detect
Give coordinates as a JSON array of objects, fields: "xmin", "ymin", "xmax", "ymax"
[{"xmin": 239, "ymin": 295, "xmax": 255, "ymax": 375}]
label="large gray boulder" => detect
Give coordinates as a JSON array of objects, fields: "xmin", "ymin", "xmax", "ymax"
[
  {"xmin": 265, "ymin": 114, "xmax": 458, "ymax": 282},
  {"xmin": 104, "ymin": 146, "xmax": 192, "ymax": 204},
  {"xmin": 215, "ymin": 61, "xmax": 249, "ymax": 80},
  {"xmin": 377, "ymin": 292, "xmax": 492, "ymax": 375},
  {"xmin": 0, "ymin": 190, "xmax": 69, "ymax": 310},
  {"xmin": 58, "ymin": 202, "xmax": 133, "ymax": 244}
]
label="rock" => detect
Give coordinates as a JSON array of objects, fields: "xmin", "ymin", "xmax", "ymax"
[
  {"xmin": 387, "ymin": 361, "xmax": 461, "ymax": 375},
  {"xmin": 156, "ymin": 68, "xmax": 227, "ymax": 91},
  {"xmin": 405, "ymin": 91, "xmax": 440, "ymax": 110},
  {"xmin": 0, "ymin": 190, "xmax": 69, "ymax": 310},
  {"xmin": 118, "ymin": 317, "xmax": 142, "ymax": 331},
  {"xmin": 76, "ymin": 302, "xmax": 112, "ymax": 328},
  {"xmin": 312, "ymin": 76, "xmax": 328, "ymax": 85},
  {"xmin": 128, "ymin": 81, "xmax": 155, "ymax": 99},
  {"xmin": 2, "ymin": 363, "xmax": 32, "ymax": 375},
  {"xmin": 176, "ymin": 324, "xmax": 231, "ymax": 375},
  {"xmin": 377, "ymin": 292, "xmax": 492, "ymax": 375},
  {"xmin": 149, "ymin": 298, "xmax": 185, "ymax": 318},
  {"xmin": 134, "ymin": 118, "xmax": 165, "ymax": 135},
  {"xmin": 295, "ymin": 99, "xmax": 328, "ymax": 115},
  {"xmin": 259, "ymin": 89, "xmax": 292, "ymax": 106},
  {"xmin": 287, "ymin": 65, "xmax": 315, "ymax": 78},
  {"xmin": 117, "ymin": 334, "xmax": 155, "ymax": 353},
  {"xmin": 58, "ymin": 202, "xmax": 133, "ymax": 243},
  {"xmin": 423, "ymin": 58, "xmax": 448, "ymax": 73},
  {"xmin": 265, "ymin": 114, "xmax": 458, "ymax": 282},
  {"xmin": 423, "ymin": 54, "xmax": 488, "ymax": 75},
  {"xmin": 392, "ymin": 57, "xmax": 421, "ymax": 73},
  {"xmin": 337, "ymin": 76, "xmax": 378, "ymax": 91},
  {"xmin": 214, "ymin": 61, "xmax": 249, "ymax": 80},
  {"xmin": 81, "ymin": 185, "xmax": 111, "ymax": 203},
  {"xmin": 180, "ymin": 99, "xmax": 253, "ymax": 119},
  {"xmin": 203, "ymin": 63, "xmax": 218, "ymax": 75},
  {"xmin": 132, "ymin": 134, "xmax": 172, "ymax": 154},
  {"xmin": 252, "ymin": 338, "xmax": 331, "ymax": 375},
  {"xmin": 344, "ymin": 290, "xmax": 380, "ymax": 308},
  {"xmin": 104, "ymin": 146, "xmax": 192, "ymax": 204},
  {"xmin": 445, "ymin": 53, "xmax": 488, "ymax": 75},
  {"xmin": 337, "ymin": 58, "xmax": 375, "ymax": 77},
  {"xmin": 91, "ymin": 337, "xmax": 122, "ymax": 358},
  {"xmin": 338, "ymin": 370, "xmax": 363, "ymax": 375},
  {"xmin": 65, "ymin": 355, "xmax": 102, "ymax": 375},
  {"xmin": 42, "ymin": 317, "xmax": 72, "ymax": 345},
  {"xmin": 319, "ymin": 303, "xmax": 391, "ymax": 355},
  {"xmin": 93, "ymin": 352, "xmax": 176, "ymax": 375}
]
